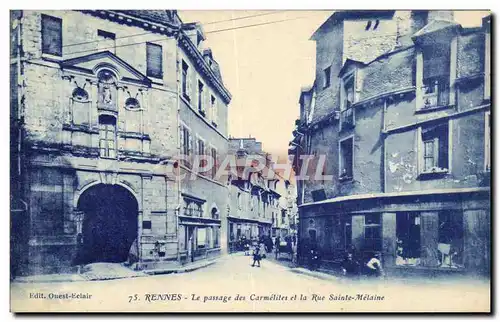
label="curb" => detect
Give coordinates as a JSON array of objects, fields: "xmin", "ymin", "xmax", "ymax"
[
  {"xmin": 290, "ymin": 268, "xmax": 340, "ymax": 281},
  {"xmin": 144, "ymin": 260, "xmax": 217, "ymax": 275}
]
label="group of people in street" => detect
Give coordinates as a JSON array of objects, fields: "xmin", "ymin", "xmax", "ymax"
[
  {"xmin": 239, "ymin": 234, "xmax": 297, "ymax": 268},
  {"xmin": 340, "ymin": 250, "xmax": 385, "ymax": 278}
]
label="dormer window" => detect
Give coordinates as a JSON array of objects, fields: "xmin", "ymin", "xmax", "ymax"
[
  {"xmin": 420, "ymin": 42, "xmax": 451, "ymax": 110},
  {"xmin": 342, "ymin": 75, "xmax": 355, "ymax": 110}
]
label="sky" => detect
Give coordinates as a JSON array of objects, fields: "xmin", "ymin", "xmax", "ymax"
[{"xmin": 179, "ymin": 10, "xmax": 490, "ymax": 158}]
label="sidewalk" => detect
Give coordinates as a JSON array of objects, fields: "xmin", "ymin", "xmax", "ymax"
[{"xmin": 13, "ymin": 257, "xmax": 219, "ymax": 283}]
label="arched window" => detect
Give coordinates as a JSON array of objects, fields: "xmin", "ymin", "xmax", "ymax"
[
  {"xmin": 97, "ymin": 69, "xmax": 117, "ymax": 111},
  {"xmin": 99, "ymin": 114, "xmax": 117, "ymax": 158},
  {"xmin": 211, "ymin": 207, "xmax": 219, "ymax": 219}
]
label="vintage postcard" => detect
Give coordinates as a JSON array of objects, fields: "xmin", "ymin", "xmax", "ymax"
[{"xmin": 9, "ymin": 9, "xmax": 491, "ymax": 313}]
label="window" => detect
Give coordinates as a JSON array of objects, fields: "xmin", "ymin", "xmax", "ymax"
[
  {"xmin": 281, "ymin": 210, "xmax": 286, "ymax": 225},
  {"xmin": 396, "ymin": 213, "xmax": 421, "ymax": 266},
  {"xmin": 211, "ymin": 207, "xmax": 219, "ymax": 219},
  {"xmin": 484, "ymin": 31, "xmax": 491, "ymax": 100},
  {"xmin": 183, "ymin": 199, "xmax": 203, "ymax": 217},
  {"xmin": 339, "ymin": 137, "xmax": 354, "ymax": 180},
  {"xmin": 437, "ymin": 210, "xmax": 464, "ymax": 268},
  {"xmin": 210, "ymin": 95, "xmax": 218, "ymax": 126},
  {"xmin": 323, "ymin": 66, "xmax": 331, "ymax": 89},
  {"xmin": 41, "ymin": 14, "xmax": 62, "ymax": 56},
  {"xmin": 146, "ymin": 42, "xmax": 163, "ymax": 79},
  {"xmin": 97, "ymin": 29, "xmax": 116, "ymax": 53},
  {"xmin": 99, "ymin": 115, "xmax": 117, "ymax": 158},
  {"xmin": 420, "ymin": 122, "xmax": 449, "ymax": 174},
  {"xmin": 373, "ymin": 19, "xmax": 380, "ymax": 30},
  {"xmin": 198, "ymin": 80, "xmax": 205, "ymax": 115},
  {"xmin": 342, "ymin": 74, "xmax": 355, "ymax": 110},
  {"xmin": 365, "ymin": 21, "xmax": 372, "ymax": 30},
  {"xmin": 485, "ymin": 112, "xmax": 491, "ymax": 171},
  {"xmin": 197, "ymin": 138, "xmax": 206, "ymax": 169},
  {"xmin": 211, "ymin": 147, "xmax": 217, "ymax": 178},
  {"xmin": 421, "ymin": 43, "xmax": 451, "ymax": 109},
  {"xmin": 98, "ymin": 29, "xmax": 115, "ymax": 40},
  {"xmin": 213, "ymin": 226, "xmax": 220, "ymax": 247},
  {"xmin": 142, "ymin": 220, "xmax": 152, "ymax": 230},
  {"xmin": 182, "ymin": 60, "xmax": 190, "ymax": 99},
  {"xmin": 364, "ymin": 214, "xmax": 382, "ymax": 251},
  {"xmin": 311, "ymin": 189, "xmax": 326, "ymax": 202}
]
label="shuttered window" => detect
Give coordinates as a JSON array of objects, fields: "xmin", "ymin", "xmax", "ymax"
[
  {"xmin": 41, "ymin": 14, "xmax": 62, "ymax": 56},
  {"xmin": 146, "ymin": 42, "xmax": 163, "ymax": 79}
]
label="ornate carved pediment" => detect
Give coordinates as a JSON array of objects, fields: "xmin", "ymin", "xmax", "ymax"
[{"xmin": 61, "ymin": 51, "xmax": 151, "ymax": 86}]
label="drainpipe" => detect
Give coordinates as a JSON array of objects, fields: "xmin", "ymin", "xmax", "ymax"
[{"xmin": 175, "ymin": 29, "xmax": 183, "ymax": 263}]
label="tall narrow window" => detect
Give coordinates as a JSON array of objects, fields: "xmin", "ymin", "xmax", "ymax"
[
  {"xmin": 342, "ymin": 74, "xmax": 355, "ymax": 110},
  {"xmin": 339, "ymin": 137, "xmax": 354, "ymax": 180},
  {"xmin": 146, "ymin": 42, "xmax": 163, "ymax": 79},
  {"xmin": 41, "ymin": 14, "xmax": 62, "ymax": 56},
  {"xmin": 180, "ymin": 126, "xmax": 191, "ymax": 156},
  {"xmin": 181, "ymin": 60, "xmax": 190, "ymax": 99},
  {"xmin": 422, "ymin": 43, "xmax": 451, "ymax": 109},
  {"xmin": 323, "ymin": 66, "xmax": 331, "ymax": 89},
  {"xmin": 198, "ymin": 80, "xmax": 205, "ymax": 115},
  {"xmin": 420, "ymin": 122, "xmax": 449, "ymax": 174},
  {"xmin": 210, "ymin": 95, "xmax": 218, "ymax": 126},
  {"xmin": 211, "ymin": 147, "xmax": 217, "ymax": 178},
  {"xmin": 99, "ymin": 115, "xmax": 117, "ymax": 158}
]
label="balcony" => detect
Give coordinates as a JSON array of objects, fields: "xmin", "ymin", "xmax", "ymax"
[
  {"xmin": 421, "ymin": 78, "xmax": 450, "ymax": 111},
  {"xmin": 340, "ymin": 107, "xmax": 355, "ymax": 131}
]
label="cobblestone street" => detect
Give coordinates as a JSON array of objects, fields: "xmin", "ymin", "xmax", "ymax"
[{"xmin": 11, "ymin": 253, "xmax": 490, "ymax": 312}]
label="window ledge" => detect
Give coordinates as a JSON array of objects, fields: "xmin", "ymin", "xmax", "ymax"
[
  {"xmin": 418, "ymin": 169, "xmax": 449, "ymax": 180},
  {"xmin": 415, "ymin": 104, "xmax": 454, "ymax": 114},
  {"xmin": 41, "ymin": 52, "xmax": 62, "ymax": 61},
  {"xmin": 149, "ymin": 76, "xmax": 164, "ymax": 85}
]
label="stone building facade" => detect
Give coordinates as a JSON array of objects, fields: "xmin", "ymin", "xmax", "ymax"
[
  {"xmin": 10, "ymin": 10, "xmax": 231, "ymax": 275},
  {"xmin": 289, "ymin": 11, "xmax": 491, "ymax": 275},
  {"xmin": 226, "ymin": 138, "xmax": 281, "ymax": 251}
]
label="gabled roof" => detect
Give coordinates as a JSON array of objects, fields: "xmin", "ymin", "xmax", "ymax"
[
  {"xmin": 61, "ymin": 51, "xmax": 151, "ymax": 85},
  {"xmin": 338, "ymin": 58, "xmax": 365, "ymax": 77},
  {"xmin": 311, "ymin": 10, "xmax": 395, "ymax": 40},
  {"xmin": 412, "ymin": 19, "xmax": 460, "ymax": 39}
]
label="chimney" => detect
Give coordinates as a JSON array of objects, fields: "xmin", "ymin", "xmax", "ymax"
[{"xmin": 182, "ymin": 22, "xmax": 206, "ymax": 50}]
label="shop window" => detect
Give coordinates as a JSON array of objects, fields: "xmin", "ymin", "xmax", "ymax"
[
  {"xmin": 419, "ymin": 122, "xmax": 449, "ymax": 175},
  {"xmin": 311, "ymin": 189, "xmax": 326, "ymax": 202},
  {"xmin": 339, "ymin": 137, "xmax": 354, "ymax": 181},
  {"xmin": 99, "ymin": 115, "xmax": 117, "ymax": 159},
  {"xmin": 437, "ymin": 210, "xmax": 464, "ymax": 268},
  {"xmin": 197, "ymin": 228, "xmax": 206, "ymax": 249},
  {"xmin": 364, "ymin": 214, "xmax": 382, "ymax": 251},
  {"xmin": 396, "ymin": 212, "xmax": 421, "ymax": 266},
  {"xmin": 41, "ymin": 14, "xmax": 62, "ymax": 56}
]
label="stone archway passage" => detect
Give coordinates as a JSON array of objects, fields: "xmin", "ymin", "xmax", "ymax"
[{"xmin": 77, "ymin": 184, "xmax": 138, "ymax": 264}]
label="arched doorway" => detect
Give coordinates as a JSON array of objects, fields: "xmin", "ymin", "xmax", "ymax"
[{"xmin": 76, "ymin": 184, "xmax": 138, "ymax": 264}]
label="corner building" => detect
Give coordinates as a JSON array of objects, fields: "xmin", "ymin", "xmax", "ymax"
[
  {"xmin": 10, "ymin": 10, "xmax": 231, "ymax": 275},
  {"xmin": 289, "ymin": 11, "xmax": 491, "ymax": 275}
]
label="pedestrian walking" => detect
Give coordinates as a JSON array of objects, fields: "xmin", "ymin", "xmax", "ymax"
[{"xmin": 251, "ymin": 244, "xmax": 262, "ymax": 267}]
